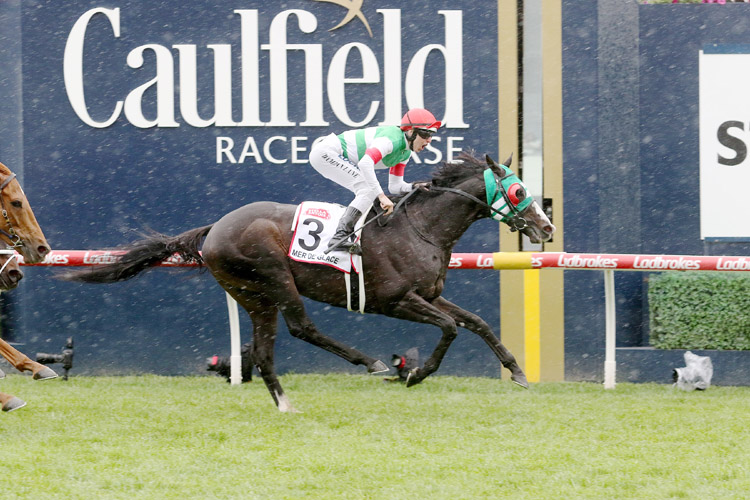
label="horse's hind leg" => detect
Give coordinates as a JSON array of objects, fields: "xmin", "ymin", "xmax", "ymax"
[
  {"xmin": 250, "ymin": 306, "xmax": 300, "ymax": 413},
  {"xmin": 0, "ymin": 338, "xmax": 57, "ymax": 380},
  {"xmin": 224, "ymin": 288, "xmax": 296, "ymax": 412},
  {"xmin": 432, "ymin": 296, "xmax": 528, "ymax": 388},
  {"xmin": 1, "ymin": 392, "xmax": 26, "ymax": 412}
]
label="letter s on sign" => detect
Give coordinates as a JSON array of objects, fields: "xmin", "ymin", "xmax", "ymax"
[{"xmin": 717, "ymin": 121, "xmax": 747, "ymax": 166}]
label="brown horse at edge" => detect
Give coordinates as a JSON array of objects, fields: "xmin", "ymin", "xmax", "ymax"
[{"xmin": 0, "ymin": 161, "xmax": 54, "ymax": 412}]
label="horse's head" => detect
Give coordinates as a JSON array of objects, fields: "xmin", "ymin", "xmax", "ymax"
[
  {"xmin": 0, "ymin": 162, "xmax": 51, "ymax": 263},
  {"xmin": 0, "ymin": 249, "xmax": 23, "ymax": 290},
  {"xmin": 483, "ymin": 154, "xmax": 555, "ymax": 243}
]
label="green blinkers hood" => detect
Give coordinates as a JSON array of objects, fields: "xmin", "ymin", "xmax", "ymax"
[{"xmin": 484, "ymin": 167, "xmax": 533, "ymax": 222}]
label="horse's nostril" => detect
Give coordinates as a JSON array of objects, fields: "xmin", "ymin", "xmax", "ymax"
[
  {"xmin": 38, "ymin": 245, "xmax": 50, "ymax": 257},
  {"xmin": 9, "ymin": 270, "xmax": 23, "ymax": 282}
]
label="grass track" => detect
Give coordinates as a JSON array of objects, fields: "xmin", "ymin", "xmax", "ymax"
[{"xmin": 2, "ymin": 374, "xmax": 749, "ymax": 499}]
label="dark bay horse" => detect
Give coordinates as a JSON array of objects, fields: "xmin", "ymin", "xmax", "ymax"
[
  {"xmin": 0, "ymin": 161, "xmax": 55, "ymax": 412},
  {"xmin": 64, "ymin": 152, "xmax": 555, "ymax": 412}
]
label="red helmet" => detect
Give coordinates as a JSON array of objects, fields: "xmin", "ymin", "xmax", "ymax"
[{"xmin": 400, "ymin": 108, "xmax": 441, "ymax": 132}]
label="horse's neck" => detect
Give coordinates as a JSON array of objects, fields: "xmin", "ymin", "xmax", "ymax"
[{"xmin": 407, "ymin": 191, "xmax": 483, "ymax": 249}]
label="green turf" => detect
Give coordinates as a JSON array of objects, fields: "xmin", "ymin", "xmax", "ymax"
[{"xmin": 2, "ymin": 374, "xmax": 749, "ymax": 499}]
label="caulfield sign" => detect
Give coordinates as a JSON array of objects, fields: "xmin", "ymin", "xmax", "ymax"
[
  {"xmin": 63, "ymin": 5, "xmax": 471, "ymax": 166},
  {"xmin": 13, "ymin": 1, "xmax": 501, "ymax": 376}
]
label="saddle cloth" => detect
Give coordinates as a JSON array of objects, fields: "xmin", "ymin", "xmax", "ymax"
[{"xmin": 289, "ymin": 201, "xmax": 366, "ymax": 313}]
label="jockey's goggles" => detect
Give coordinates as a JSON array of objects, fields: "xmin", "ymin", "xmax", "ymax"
[{"xmin": 414, "ymin": 128, "xmax": 435, "ymax": 139}]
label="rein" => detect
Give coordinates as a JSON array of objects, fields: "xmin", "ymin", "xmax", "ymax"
[
  {"xmin": 431, "ymin": 180, "xmax": 530, "ymax": 232},
  {"xmin": 396, "ymin": 176, "xmax": 532, "ymax": 249},
  {"xmin": 331, "ymin": 167, "xmax": 531, "ymax": 252},
  {"xmin": 0, "ymin": 173, "xmax": 24, "ymax": 249}
]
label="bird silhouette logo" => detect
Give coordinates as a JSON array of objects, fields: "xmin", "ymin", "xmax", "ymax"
[{"xmin": 312, "ymin": 0, "xmax": 374, "ymax": 38}]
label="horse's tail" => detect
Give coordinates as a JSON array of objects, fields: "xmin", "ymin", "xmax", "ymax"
[{"xmin": 60, "ymin": 225, "xmax": 214, "ymax": 284}]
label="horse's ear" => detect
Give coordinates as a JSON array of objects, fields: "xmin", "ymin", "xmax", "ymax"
[
  {"xmin": 502, "ymin": 153, "xmax": 513, "ymax": 167},
  {"xmin": 485, "ymin": 154, "xmax": 507, "ymax": 177}
]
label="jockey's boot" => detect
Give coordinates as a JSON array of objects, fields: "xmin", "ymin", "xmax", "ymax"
[{"xmin": 326, "ymin": 206, "xmax": 362, "ymax": 254}]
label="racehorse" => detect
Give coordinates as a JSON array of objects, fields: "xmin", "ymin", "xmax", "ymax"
[
  {"xmin": 63, "ymin": 152, "xmax": 555, "ymax": 412},
  {"xmin": 0, "ymin": 161, "xmax": 55, "ymax": 412}
]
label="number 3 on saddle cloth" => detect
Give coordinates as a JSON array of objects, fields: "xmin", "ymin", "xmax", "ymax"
[{"xmin": 289, "ymin": 202, "xmax": 367, "ymax": 313}]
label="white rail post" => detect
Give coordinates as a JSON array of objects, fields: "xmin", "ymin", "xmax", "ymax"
[
  {"xmin": 603, "ymin": 269, "xmax": 616, "ymax": 389},
  {"xmin": 225, "ymin": 292, "xmax": 242, "ymax": 386}
]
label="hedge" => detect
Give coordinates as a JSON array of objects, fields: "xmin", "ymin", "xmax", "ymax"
[{"xmin": 649, "ymin": 272, "xmax": 750, "ymax": 350}]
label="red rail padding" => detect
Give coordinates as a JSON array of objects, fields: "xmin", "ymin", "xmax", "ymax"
[
  {"xmin": 16, "ymin": 250, "xmax": 750, "ymax": 272},
  {"xmin": 16, "ymin": 250, "xmax": 197, "ymax": 267},
  {"xmin": 449, "ymin": 252, "xmax": 750, "ymax": 271}
]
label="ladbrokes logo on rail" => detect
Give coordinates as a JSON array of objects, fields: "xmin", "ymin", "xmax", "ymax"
[{"xmin": 63, "ymin": 2, "xmax": 471, "ymax": 165}]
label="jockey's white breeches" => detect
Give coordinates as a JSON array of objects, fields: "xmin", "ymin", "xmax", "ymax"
[{"xmin": 309, "ymin": 134, "xmax": 380, "ymax": 214}]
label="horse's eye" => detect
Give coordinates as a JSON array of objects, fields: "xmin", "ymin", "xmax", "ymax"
[
  {"xmin": 10, "ymin": 200, "xmax": 22, "ymax": 208},
  {"xmin": 508, "ymin": 184, "xmax": 526, "ymax": 205}
]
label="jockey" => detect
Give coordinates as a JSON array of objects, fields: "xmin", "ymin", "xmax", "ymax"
[{"xmin": 309, "ymin": 108, "xmax": 442, "ymax": 254}]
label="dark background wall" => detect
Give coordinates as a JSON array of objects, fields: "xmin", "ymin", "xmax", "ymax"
[
  {"xmin": 1, "ymin": 0, "xmax": 506, "ymax": 377},
  {"xmin": 562, "ymin": 0, "xmax": 750, "ymax": 381},
  {"xmin": 4, "ymin": 0, "xmax": 749, "ymax": 381}
]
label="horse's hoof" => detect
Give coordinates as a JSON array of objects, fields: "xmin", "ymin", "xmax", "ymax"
[
  {"xmin": 2, "ymin": 396, "xmax": 27, "ymax": 412},
  {"xmin": 405, "ymin": 368, "xmax": 422, "ymax": 387},
  {"xmin": 368, "ymin": 360, "xmax": 389, "ymax": 374},
  {"xmin": 33, "ymin": 366, "xmax": 58, "ymax": 381},
  {"xmin": 274, "ymin": 391, "xmax": 300, "ymax": 413},
  {"xmin": 511, "ymin": 373, "xmax": 529, "ymax": 389}
]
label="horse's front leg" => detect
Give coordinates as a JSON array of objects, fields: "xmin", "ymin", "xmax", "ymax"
[
  {"xmin": 432, "ymin": 296, "xmax": 528, "ymax": 388},
  {"xmin": 0, "ymin": 338, "xmax": 57, "ymax": 380},
  {"xmin": 386, "ymin": 291, "xmax": 458, "ymax": 387},
  {"xmin": 1, "ymin": 392, "xmax": 26, "ymax": 412}
]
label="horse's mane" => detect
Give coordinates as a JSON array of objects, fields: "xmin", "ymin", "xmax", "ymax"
[
  {"xmin": 430, "ymin": 151, "xmax": 485, "ymax": 188},
  {"xmin": 390, "ymin": 151, "xmax": 485, "ymax": 205}
]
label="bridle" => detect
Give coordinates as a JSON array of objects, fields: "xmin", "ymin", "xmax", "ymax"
[
  {"xmin": 430, "ymin": 167, "xmax": 531, "ymax": 232},
  {"xmin": 0, "ymin": 248, "xmax": 17, "ymax": 275},
  {"xmin": 0, "ymin": 173, "xmax": 25, "ymax": 250},
  {"xmin": 344, "ymin": 166, "xmax": 534, "ymax": 250},
  {"xmin": 391, "ymin": 167, "xmax": 532, "ymax": 248}
]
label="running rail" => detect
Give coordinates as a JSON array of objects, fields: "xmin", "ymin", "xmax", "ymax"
[
  {"xmin": 21, "ymin": 250, "xmax": 750, "ymax": 272},
  {"xmin": 452, "ymin": 252, "xmax": 750, "ymax": 388},
  {"xmin": 20, "ymin": 250, "xmax": 750, "ymax": 387},
  {"xmin": 449, "ymin": 252, "xmax": 750, "ymax": 271}
]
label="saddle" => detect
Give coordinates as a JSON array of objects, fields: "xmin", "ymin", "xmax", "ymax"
[{"xmin": 289, "ymin": 202, "xmax": 366, "ymax": 313}]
